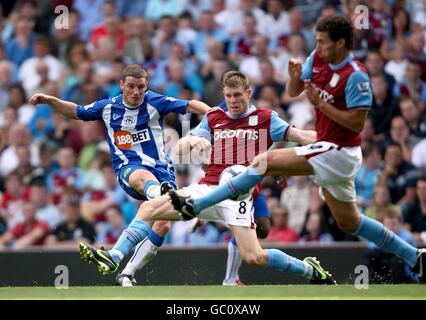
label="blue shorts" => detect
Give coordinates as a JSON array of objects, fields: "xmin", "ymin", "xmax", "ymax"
[
  {"xmin": 253, "ymin": 192, "xmax": 270, "ymax": 219},
  {"xmin": 117, "ymin": 164, "xmax": 177, "ymax": 201}
]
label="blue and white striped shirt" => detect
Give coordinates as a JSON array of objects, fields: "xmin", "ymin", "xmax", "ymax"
[{"xmin": 76, "ymin": 91, "xmax": 188, "ymax": 173}]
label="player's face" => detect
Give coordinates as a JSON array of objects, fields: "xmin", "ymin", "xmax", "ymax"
[
  {"xmin": 120, "ymin": 76, "xmax": 148, "ymax": 106},
  {"xmin": 315, "ymin": 31, "xmax": 338, "ymax": 63},
  {"xmin": 223, "ymin": 86, "xmax": 251, "ymax": 116}
]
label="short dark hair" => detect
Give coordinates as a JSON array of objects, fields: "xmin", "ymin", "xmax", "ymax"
[
  {"xmin": 315, "ymin": 15, "xmax": 354, "ymax": 50},
  {"xmin": 122, "ymin": 64, "xmax": 148, "ymax": 81}
]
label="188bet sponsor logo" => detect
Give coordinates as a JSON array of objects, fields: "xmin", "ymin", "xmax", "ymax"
[{"xmin": 114, "ymin": 129, "xmax": 150, "ymax": 150}]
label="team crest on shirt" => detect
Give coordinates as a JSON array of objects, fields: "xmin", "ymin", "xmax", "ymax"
[
  {"xmin": 248, "ymin": 115, "xmax": 258, "ymax": 126},
  {"xmin": 123, "ymin": 116, "xmax": 136, "ymax": 126},
  {"xmin": 329, "ymin": 73, "xmax": 340, "ymax": 88}
]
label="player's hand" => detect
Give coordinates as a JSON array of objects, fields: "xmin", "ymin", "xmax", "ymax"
[
  {"xmin": 288, "ymin": 58, "xmax": 302, "ymax": 80},
  {"xmin": 304, "ymin": 80, "xmax": 321, "ymax": 107},
  {"xmin": 29, "ymin": 93, "xmax": 51, "ymax": 105},
  {"xmin": 190, "ymin": 136, "xmax": 210, "ymax": 152}
]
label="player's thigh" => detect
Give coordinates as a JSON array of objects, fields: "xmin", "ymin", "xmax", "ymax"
[
  {"xmin": 229, "ymin": 225, "xmax": 267, "ymax": 265},
  {"xmin": 253, "ymin": 148, "xmax": 314, "ymax": 176},
  {"xmin": 322, "ymin": 188, "xmax": 361, "ymax": 233},
  {"xmin": 128, "ymin": 168, "xmax": 159, "ymax": 195}
]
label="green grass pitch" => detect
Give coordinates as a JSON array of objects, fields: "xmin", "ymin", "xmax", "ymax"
[{"xmin": 0, "ymin": 285, "xmax": 425, "ymax": 300}]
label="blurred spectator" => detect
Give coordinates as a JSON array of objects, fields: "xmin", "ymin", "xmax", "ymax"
[
  {"xmin": 62, "ymin": 58, "xmax": 93, "ymax": 105},
  {"xmin": 5, "ymin": 17, "xmax": 35, "ymax": 67},
  {"xmin": 18, "ymin": 35, "xmax": 63, "ymax": 96},
  {"xmin": 51, "ymin": 9, "xmax": 81, "ymax": 64},
  {"xmin": 393, "ymin": 60, "xmax": 426, "ymax": 107},
  {"xmin": 10, "ymin": 178, "xmax": 62, "ymax": 230},
  {"xmin": 164, "ymin": 60, "xmax": 204, "ymax": 99},
  {"xmin": 365, "ymin": 51, "xmax": 396, "ymax": 93},
  {"xmin": 95, "ymin": 205, "xmax": 126, "ymax": 247},
  {"xmin": 355, "ymin": 144, "xmax": 382, "ymax": 211},
  {"xmin": 77, "ymin": 121, "xmax": 103, "ymax": 171},
  {"xmin": 180, "ymin": 0, "xmax": 212, "ymax": 22},
  {"xmin": 276, "ymin": 7, "xmax": 315, "ymax": 53},
  {"xmin": 368, "ymin": 0, "xmax": 392, "ymax": 50},
  {"xmin": 257, "ymin": 0, "xmax": 289, "ymax": 44},
  {"xmin": 28, "ymin": 82, "xmax": 56, "ymax": 141},
  {"xmin": 81, "ymin": 161, "xmax": 129, "ymax": 224},
  {"xmin": 280, "ymin": 176, "xmax": 310, "ymax": 234},
  {"xmin": 239, "ymin": 34, "xmax": 278, "ymax": 85},
  {"xmin": 145, "ymin": 0, "xmax": 184, "ymax": 21},
  {"xmin": 46, "ymin": 146, "xmax": 85, "ymax": 205},
  {"xmin": 276, "ymin": 32, "xmax": 307, "ymax": 84},
  {"xmin": 379, "ymin": 8, "xmax": 411, "ymax": 61},
  {"xmin": 403, "ymin": 177, "xmax": 426, "ymax": 247},
  {"xmin": 399, "ymin": 97, "xmax": 426, "ymax": 139},
  {"xmin": 412, "ymin": 136, "xmax": 426, "ymax": 172},
  {"xmin": 252, "ymin": 58, "xmax": 285, "ymax": 100},
  {"xmin": 192, "ymin": 10, "xmax": 229, "ymax": 64},
  {"xmin": 9, "ymin": 83, "xmax": 36, "ymax": 125},
  {"xmin": 378, "ymin": 142, "xmax": 422, "ymax": 206},
  {"xmin": 73, "ymin": 0, "xmax": 105, "ymax": 41},
  {"xmin": 152, "ymin": 15, "xmax": 190, "ymax": 61},
  {"xmin": 384, "ymin": 40, "xmax": 408, "ymax": 84},
  {"xmin": 0, "ymin": 60, "xmax": 15, "ymax": 113},
  {"xmin": 299, "ymin": 213, "xmax": 333, "ymax": 243},
  {"xmin": 123, "ymin": 17, "xmax": 152, "ymax": 65},
  {"xmin": 203, "ymin": 58, "xmax": 232, "ymax": 107},
  {"xmin": 365, "ymin": 185, "xmax": 398, "ymax": 223},
  {"xmin": 44, "ymin": 188, "xmax": 95, "ymax": 247},
  {"xmin": 0, "ymin": 123, "xmax": 39, "ymax": 177},
  {"xmin": 406, "ymin": 32, "xmax": 426, "ymax": 81},
  {"xmin": 89, "ymin": 1, "xmax": 127, "ymax": 54},
  {"xmin": 176, "ymin": 11, "xmax": 198, "ymax": 45},
  {"xmin": 0, "ymin": 171, "xmax": 30, "ymax": 225},
  {"xmin": 0, "ymin": 200, "xmax": 49, "ymax": 250},
  {"xmin": 151, "ymin": 41, "xmax": 198, "ymax": 92},
  {"xmin": 265, "ymin": 204, "xmax": 299, "ymax": 242},
  {"xmin": 228, "ymin": 13, "xmax": 258, "ymax": 64},
  {"xmin": 386, "ymin": 115, "xmax": 419, "ymax": 163}
]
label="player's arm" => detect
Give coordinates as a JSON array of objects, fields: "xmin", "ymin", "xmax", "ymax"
[
  {"xmin": 187, "ymin": 99, "xmax": 211, "ymax": 115},
  {"xmin": 269, "ymin": 111, "xmax": 316, "ymax": 146},
  {"xmin": 304, "ymin": 68, "xmax": 372, "ymax": 133},
  {"xmin": 30, "ymin": 94, "xmax": 79, "ymax": 120},
  {"xmin": 0, "ymin": 231, "xmax": 13, "ymax": 249},
  {"xmin": 287, "ymin": 127, "xmax": 317, "ymax": 145},
  {"xmin": 176, "ymin": 113, "xmax": 211, "ymax": 160}
]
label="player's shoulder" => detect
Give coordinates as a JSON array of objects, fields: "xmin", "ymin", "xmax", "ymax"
[
  {"xmin": 109, "ymin": 94, "xmax": 123, "ymax": 105},
  {"xmin": 206, "ymin": 106, "xmax": 226, "ymax": 116}
]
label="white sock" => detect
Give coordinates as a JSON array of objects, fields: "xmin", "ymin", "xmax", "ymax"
[
  {"xmin": 223, "ymin": 240, "xmax": 243, "ymax": 283},
  {"xmin": 121, "ymin": 237, "xmax": 159, "ymax": 276},
  {"xmin": 303, "ymin": 261, "xmax": 314, "ymax": 280}
]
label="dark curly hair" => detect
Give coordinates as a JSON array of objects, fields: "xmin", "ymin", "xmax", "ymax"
[{"xmin": 315, "ymin": 15, "xmax": 354, "ymax": 50}]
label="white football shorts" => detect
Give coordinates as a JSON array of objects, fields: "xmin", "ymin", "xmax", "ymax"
[
  {"xmin": 294, "ymin": 141, "xmax": 362, "ymax": 202},
  {"xmin": 181, "ymin": 183, "xmax": 255, "ymax": 228}
]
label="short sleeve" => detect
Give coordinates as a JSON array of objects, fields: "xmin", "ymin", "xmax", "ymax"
[
  {"xmin": 76, "ymin": 98, "xmax": 111, "ymax": 121},
  {"xmin": 147, "ymin": 91, "xmax": 188, "ymax": 116},
  {"xmin": 345, "ymin": 71, "xmax": 373, "ymax": 109},
  {"xmin": 190, "ymin": 114, "xmax": 211, "ymax": 141},
  {"xmin": 269, "ymin": 111, "xmax": 290, "ymax": 142},
  {"xmin": 301, "ymin": 50, "xmax": 316, "ymax": 81}
]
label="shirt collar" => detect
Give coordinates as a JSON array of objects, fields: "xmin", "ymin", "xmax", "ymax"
[{"xmin": 328, "ymin": 53, "xmax": 354, "ymax": 70}]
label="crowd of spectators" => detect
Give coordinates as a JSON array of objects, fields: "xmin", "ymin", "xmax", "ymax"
[{"xmin": 0, "ymin": 0, "xmax": 425, "ymax": 259}]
